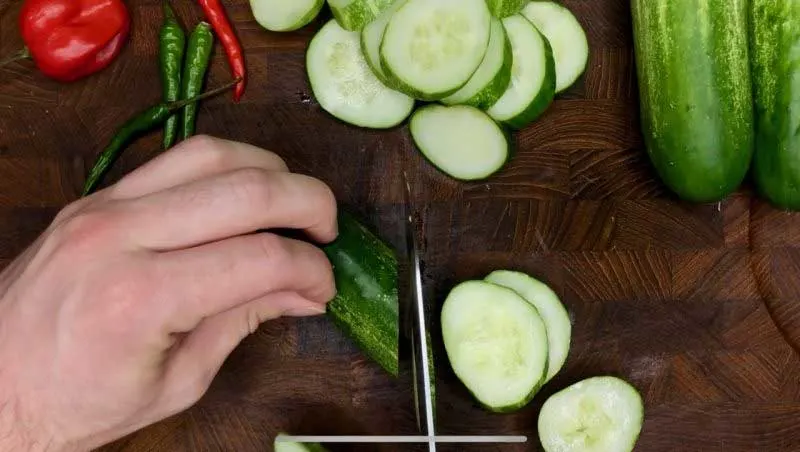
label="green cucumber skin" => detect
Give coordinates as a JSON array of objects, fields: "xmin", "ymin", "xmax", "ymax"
[
  {"xmin": 328, "ymin": 0, "xmax": 395, "ymax": 31},
  {"xmin": 485, "ymin": 0, "xmax": 527, "ymax": 18},
  {"xmin": 323, "ymin": 212, "xmax": 399, "ymax": 377},
  {"xmin": 446, "ymin": 26, "xmax": 514, "ymax": 110},
  {"xmin": 502, "ymin": 23, "xmax": 556, "ymax": 130},
  {"xmin": 751, "ymin": 0, "xmax": 800, "ymax": 211},
  {"xmin": 379, "ymin": 49, "xmax": 466, "ymax": 101},
  {"xmin": 631, "ymin": 0, "xmax": 754, "ymax": 203},
  {"xmin": 283, "ymin": 0, "xmax": 325, "ymax": 32}
]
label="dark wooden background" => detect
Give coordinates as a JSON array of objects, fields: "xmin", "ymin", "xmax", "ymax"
[{"xmin": 3, "ymin": 0, "xmax": 800, "ymax": 450}]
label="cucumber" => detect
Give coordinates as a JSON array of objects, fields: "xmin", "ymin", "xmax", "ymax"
[
  {"xmin": 486, "ymin": 14, "xmax": 555, "ymax": 130},
  {"xmin": 323, "ymin": 211, "xmax": 399, "ymax": 377},
  {"xmin": 306, "ymin": 19, "xmax": 414, "ymax": 129},
  {"xmin": 750, "ymin": 0, "xmax": 800, "ymax": 211},
  {"xmin": 630, "ymin": 0, "xmax": 754, "ymax": 203},
  {"xmin": 441, "ymin": 280, "xmax": 549, "ymax": 412},
  {"xmin": 327, "ymin": 0, "xmax": 394, "ymax": 31},
  {"xmin": 410, "ymin": 104, "xmax": 511, "ymax": 181},
  {"xmin": 521, "ymin": 1, "xmax": 588, "ymax": 93},
  {"xmin": 380, "ymin": 0, "xmax": 492, "ymax": 100},
  {"xmin": 485, "ymin": 270, "xmax": 570, "ymax": 383},
  {"xmin": 360, "ymin": 0, "xmax": 407, "ymax": 88},
  {"xmin": 249, "ymin": 0, "xmax": 324, "ymax": 32},
  {"xmin": 484, "ymin": 0, "xmax": 528, "ymax": 18},
  {"xmin": 274, "ymin": 434, "xmax": 328, "ymax": 452},
  {"xmin": 441, "ymin": 17, "xmax": 513, "ymax": 110},
  {"xmin": 538, "ymin": 376, "xmax": 644, "ymax": 452}
]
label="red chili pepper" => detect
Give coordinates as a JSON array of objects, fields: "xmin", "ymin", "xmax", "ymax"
[
  {"xmin": 197, "ymin": 0, "xmax": 246, "ymax": 102},
  {"xmin": 15, "ymin": 0, "xmax": 130, "ymax": 82}
]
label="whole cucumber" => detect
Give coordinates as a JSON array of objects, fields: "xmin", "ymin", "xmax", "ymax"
[
  {"xmin": 751, "ymin": 0, "xmax": 800, "ymax": 210},
  {"xmin": 630, "ymin": 0, "xmax": 754, "ymax": 203}
]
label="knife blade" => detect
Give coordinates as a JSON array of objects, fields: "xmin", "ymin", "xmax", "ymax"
[{"xmin": 403, "ymin": 171, "xmax": 436, "ymax": 451}]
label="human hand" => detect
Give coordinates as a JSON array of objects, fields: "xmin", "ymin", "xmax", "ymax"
[{"xmin": 0, "ymin": 136, "xmax": 338, "ymax": 451}]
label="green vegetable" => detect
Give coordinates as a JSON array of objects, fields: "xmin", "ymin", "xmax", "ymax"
[
  {"xmin": 159, "ymin": 1, "xmax": 186, "ymax": 150},
  {"xmin": 410, "ymin": 104, "xmax": 511, "ymax": 181},
  {"xmin": 323, "ymin": 211, "xmax": 399, "ymax": 377},
  {"xmin": 538, "ymin": 376, "xmax": 644, "ymax": 452},
  {"xmin": 249, "ymin": 0, "xmax": 324, "ymax": 32},
  {"xmin": 441, "ymin": 280, "xmax": 549, "ymax": 412},
  {"xmin": 274, "ymin": 433, "xmax": 328, "ymax": 452},
  {"xmin": 484, "ymin": 0, "xmax": 527, "ymax": 18},
  {"xmin": 82, "ymin": 79, "xmax": 240, "ymax": 196},
  {"xmin": 327, "ymin": 0, "xmax": 395, "ymax": 32},
  {"xmin": 360, "ymin": 0, "xmax": 408, "ymax": 89},
  {"xmin": 750, "ymin": 0, "xmax": 800, "ymax": 210},
  {"xmin": 181, "ymin": 21, "xmax": 215, "ymax": 140},
  {"xmin": 630, "ymin": 0, "xmax": 754, "ymax": 202}
]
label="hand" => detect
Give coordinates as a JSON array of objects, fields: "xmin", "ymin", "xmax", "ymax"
[{"xmin": 0, "ymin": 136, "xmax": 338, "ymax": 451}]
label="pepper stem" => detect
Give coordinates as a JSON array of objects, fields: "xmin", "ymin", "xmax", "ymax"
[
  {"xmin": 0, "ymin": 47, "xmax": 31, "ymax": 68},
  {"xmin": 163, "ymin": 0, "xmax": 177, "ymax": 21},
  {"xmin": 167, "ymin": 77, "xmax": 242, "ymax": 111}
]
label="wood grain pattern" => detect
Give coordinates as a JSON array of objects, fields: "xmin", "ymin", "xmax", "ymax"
[{"xmin": 1, "ymin": 0, "xmax": 800, "ymax": 451}]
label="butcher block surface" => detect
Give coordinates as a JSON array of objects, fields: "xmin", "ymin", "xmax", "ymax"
[{"xmin": 2, "ymin": 0, "xmax": 800, "ymax": 451}]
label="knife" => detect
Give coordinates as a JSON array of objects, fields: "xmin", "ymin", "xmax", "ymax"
[{"xmin": 402, "ymin": 171, "xmax": 436, "ymax": 451}]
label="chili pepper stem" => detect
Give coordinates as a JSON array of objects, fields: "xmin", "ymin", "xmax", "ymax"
[
  {"xmin": 169, "ymin": 77, "xmax": 241, "ymax": 111},
  {"xmin": 0, "ymin": 47, "xmax": 31, "ymax": 68}
]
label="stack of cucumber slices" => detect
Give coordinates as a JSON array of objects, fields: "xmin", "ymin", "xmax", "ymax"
[
  {"xmin": 441, "ymin": 271, "xmax": 644, "ymax": 452},
  {"xmin": 251, "ymin": 0, "xmax": 589, "ymax": 181}
]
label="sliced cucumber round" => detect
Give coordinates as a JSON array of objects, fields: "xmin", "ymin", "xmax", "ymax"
[
  {"xmin": 249, "ymin": 0, "xmax": 324, "ymax": 32},
  {"xmin": 327, "ymin": 0, "xmax": 395, "ymax": 31},
  {"xmin": 275, "ymin": 434, "xmax": 328, "ymax": 452},
  {"xmin": 538, "ymin": 376, "xmax": 644, "ymax": 452},
  {"xmin": 306, "ymin": 19, "xmax": 415, "ymax": 129},
  {"xmin": 380, "ymin": 0, "xmax": 492, "ymax": 100},
  {"xmin": 441, "ymin": 17, "xmax": 513, "ymax": 110},
  {"xmin": 441, "ymin": 280, "xmax": 549, "ymax": 412},
  {"xmin": 485, "ymin": 270, "xmax": 571, "ymax": 383},
  {"xmin": 410, "ymin": 105, "xmax": 510, "ymax": 181},
  {"xmin": 521, "ymin": 1, "xmax": 589, "ymax": 93},
  {"xmin": 485, "ymin": 0, "xmax": 528, "ymax": 18},
  {"xmin": 486, "ymin": 14, "xmax": 556, "ymax": 130},
  {"xmin": 360, "ymin": 0, "xmax": 408, "ymax": 88}
]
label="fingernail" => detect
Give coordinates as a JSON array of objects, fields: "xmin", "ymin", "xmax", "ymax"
[{"xmin": 287, "ymin": 303, "xmax": 326, "ymax": 317}]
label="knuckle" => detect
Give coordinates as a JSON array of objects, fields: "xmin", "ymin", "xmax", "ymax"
[
  {"xmin": 51, "ymin": 208, "xmax": 118, "ymax": 249},
  {"xmin": 181, "ymin": 134, "xmax": 218, "ymax": 152},
  {"xmin": 255, "ymin": 233, "xmax": 290, "ymax": 264},
  {"xmin": 229, "ymin": 167, "xmax": 274, "ymax": 207}
]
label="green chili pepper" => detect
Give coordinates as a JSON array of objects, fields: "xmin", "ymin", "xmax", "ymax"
[
  {"xmin": 181, "ymin": 21, "xmax": 215, "ymax": 140},
  {"xmin": 82, "ymin": 78, "xmax": 241, "ymax": 196},
  {"xmin": 159, "ymin": 1, "xmax": 186, "ymax": 150}
]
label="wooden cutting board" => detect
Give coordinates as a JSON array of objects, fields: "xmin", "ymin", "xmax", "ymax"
[{"xmin": 2, "ymin": 0, "xmax": 800, "ymax": 450}]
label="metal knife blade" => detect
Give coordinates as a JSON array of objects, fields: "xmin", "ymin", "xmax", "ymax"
[{"xmin": 403, "ymin": 172, "xmax": 436, "ymax": 451}]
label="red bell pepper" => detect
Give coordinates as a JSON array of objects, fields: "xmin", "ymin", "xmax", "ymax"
[{"xmin": 15, "ymin": 0, "xmax": 131, "ymax": 82}]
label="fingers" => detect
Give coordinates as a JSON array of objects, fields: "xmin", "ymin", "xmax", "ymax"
[
  {"xmin": 155, "ymin": 232, "xmax": 335, "ymax": 331},
  {"xmin": 119, "ymin": 168, "xmax": 338, "ymax": 251},
  {"xmin": 110, "ymin": 135, "xmax": 289, "ymax": 200},
  {"xmin": 159, "ymin": 291, "xmax": 324, "ymax": 409}
]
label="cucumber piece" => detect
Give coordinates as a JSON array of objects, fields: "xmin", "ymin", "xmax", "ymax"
[
  {"xmin": 485, "ymin": 270, "xmax": 570, "ymax": 383},
  {"xmin": 410, "ymin": 104, "xmax": 510, "ymax": 181},
  {"xmin": 380, "ymin": 0, "xmax": 492, "ymax": 100},
  {"xmin": 249, "ymin": 0, "xmax": 324, "ymax": 32},
  {"xmin": 323, "ymin": 211, "xmax": 399, "ymax": 377},
  {"xmin": 441, "ymin": 280, "xmax": 549, "ymax": 412},
  {"xmin": 750, "ymin": 0, "xmax": 800, "ymax": 211},
  {"xmin": 521, "ymin": 1, "xmax": 589, "ymax": 93},
  {"xmin": 275, "ymin": 434, "xmax": 328, "ymax": 452},
  {"xmin": 306, "ymin": 19, "xmax": 415, "ymax": 129},
  {"xmin": 441, "ymin": 17, "xmax": 513, "ymax": 110},
  {"xmin": 484, "ymin": 0, "xmax": 528, "ymax": 18},
  {"xmin": 538, "ymin": 376, "xmax": 644, "ymax": 452},
  {"xmin": 486, "ymin": 14, "xmax": 555, "ymax": 130},
  {"xmin": 360, "ymin": 0, "xmax": 408, "ymax": 88},
  {"xmin": 631, "ymin": 0, "xmax": 753, "ymax": 202},
  {"xmin": 327, "ymin": 0, "xmax": 394, "ymax": 31}
]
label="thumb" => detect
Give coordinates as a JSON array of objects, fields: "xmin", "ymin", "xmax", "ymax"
[{"xmin": 159, "ymin": 292, "xmax": 327, "ymax": 410}]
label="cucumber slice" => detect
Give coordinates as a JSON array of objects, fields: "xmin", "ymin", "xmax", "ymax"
[
  {"xmin": 485, "ymin": 270, "xmax": 571, "ymax": 383},
  {"xmin": 441, "ymin": 280, "xmax": 549, "ymax": 412},
  {"xmin": 328, "ymin": 0, "xmax": 394, "ymax": 31},
  {"xmin": 441, "ymin": 17, "xmax": 513, "ymax": 110},
  {"xmin": 249, "ymin": 0, "xmax": 324, "ymax": 32},
  {"xmin": 485, "ymin": 0, "xmax": 528, "ymax": 18},
  {"xmin": 306, "ymin": 19, "xmax": 415, "ymax": 129},
  {"xmin": 538, "ymin": 376, "xmax": 644, "ymax": 452},
  {"xmin": 486, "ymin": 14, "xmax": 556, "ymax": 130},
  {"xmin": 380, "ymin": 0, "xmax": 492, "ymax": 100},
  {"xmin": 360, "ymin": 0, "xmax": 408, "ymax": 88},
  {"xmin": 410, "ymin": 105, "xmax": 510, "ymax": 181},
  {"xmin": 521, "ymin": 1, "xmax": 589, "ymax": 93},
  {"xmin": 275, "ymin": 434, "xmax": 328, "ymax": 452}
]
